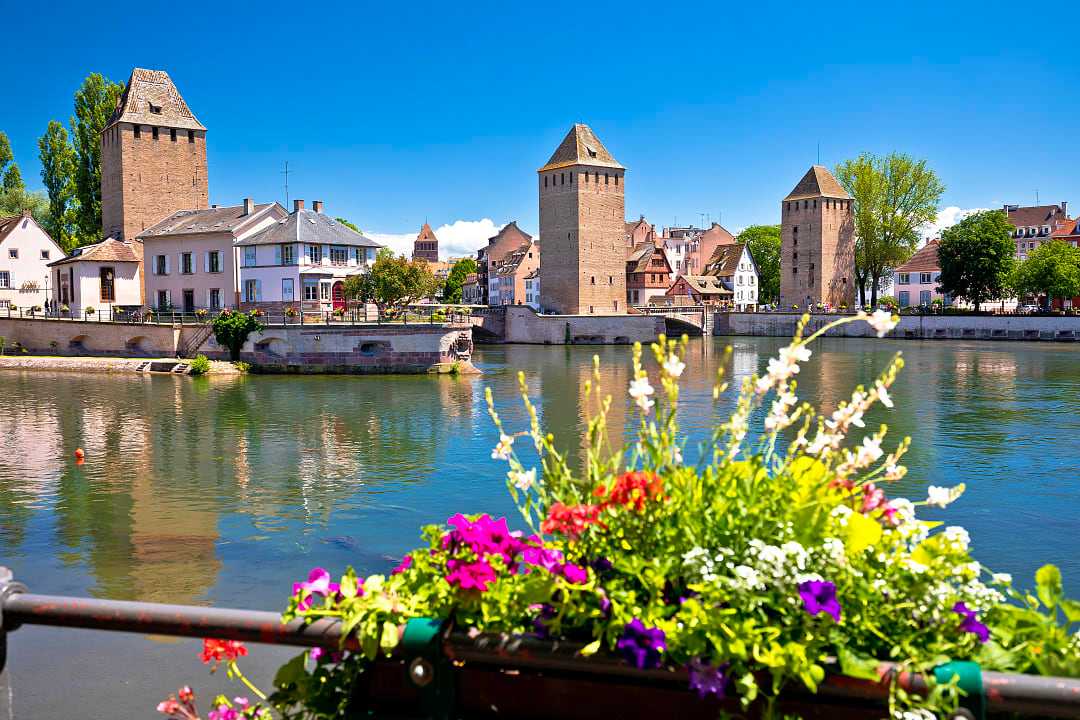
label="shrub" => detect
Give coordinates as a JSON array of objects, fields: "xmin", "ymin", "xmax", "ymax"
[
  {"xmin": 194, "ymin": 309, "xmax": 209, "ymax": 321},
  {"xmin": 0, "ymin": 336, "xmax": 5, "ymax": 355},
  {"xmin": 233, "ymin": 360, "xmax": 251, "ymax": 373},
  {"xmin": 284, "ymin": 306, "xmax": 299, "ymax": 319},
  {"xmin": 85, "ymin": 306, "xmax": 95, "ymax": 315},
  {"xmin": 211, "ymin": 310, "xmax": 264, "ymax": 362},
  {"xmin": 60, "ymin": 304, "xmax": 70, "ymax": 313},
  {"xmin": 189, "ymin": 354, "xmax": 211, "ymax": 376},
  {"xmin": 878, "ymin": 296, "xmax": 899, "ymax": 311}
]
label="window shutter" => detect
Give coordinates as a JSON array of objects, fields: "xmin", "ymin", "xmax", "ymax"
[
  {"xmin": 178, "ymin": 253, "xmax": 184, "ymax": 274},
  {"xmin": 206, "ymin": 289, "xmax": 212, "ymax": 308},
  {"xmin": 275, "ymin": 245, "xmax": 282, "ymax": 265},
  {"xmin": 255, "ymin": 279, "xmax": 262, "ymax": 302},
  {"xmin": 165, "ymin": 290, "xmax": 172, "ymax": 306},
  {"xmin": 204, "ymin": 252, "xmax": 210, "ymax": 272},
  {"xmin": 164, "ymin": 255, "xmax": 171, "ymax": 275}
]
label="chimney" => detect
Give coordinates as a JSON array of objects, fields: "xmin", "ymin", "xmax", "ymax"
[
  {"xmin": 312, "ymin": 200, "xmax": 324, "ymax": 214},
  {"xmin": 242, "ymin": 198, "xmax": 254, "ymax": 216},
  {"xmin": 293, "ymin": 199, "xmax": 305, "ymax": 213},
  {"xmin": 1062, "ymin": 201, "xmax": 1068, "ymax": 217}
]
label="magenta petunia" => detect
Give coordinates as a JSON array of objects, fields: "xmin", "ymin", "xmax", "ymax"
[
  {"xmin": 561, "ymin": 563, "xmax": 589, "ymax": 584},
  {"xmin": 445, "ymin": 557, "xmax": 498, "ymax": 592},
  {"xmin": 391, "ymin": 554, "xmax": 413, "ymax": 575},
  {"xmin": 953, "ymin": 602, "xmax": 990, "ymax": 643},
  {"xmin": 798, "ymin": 580, "xmax": 841, "ymax": 623}
]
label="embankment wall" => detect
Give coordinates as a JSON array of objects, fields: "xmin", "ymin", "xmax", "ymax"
[{"xmin": 713, "ymin": 312, "xmax": 1080, "ymax": 341}]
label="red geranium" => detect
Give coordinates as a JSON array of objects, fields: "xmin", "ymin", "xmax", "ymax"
[
  {"xmin": 541, "ymin": 502, "xmax": 604, "ymax": 539},
  {"xmin": 200, "ymin": 638, "xmax": 248, "ymax": 666},
  {"xmin": 594, "ymin": 471, "xmax": 664, "ymax": 512}
]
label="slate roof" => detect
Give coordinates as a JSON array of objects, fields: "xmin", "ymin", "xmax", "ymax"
[
  {"xmin": 494, "ymin": 244, "xmax": 532, "ymax": 276},
  {"xmin": 106, "ymin": 68, "xmax": 205, "ymax": 131},
  {"xmin": 140, "ymin": 203, "xmax": 278, "ymax": 238},
  {"xmin": 48, "ymin": 238, "xmax": 142, "ymax": 266},
  {"xmin": 237, "ymin": 208, "xmax": 382, "ymax": 248},
  {"xmin": 674, "ymin": 275, "xmax": 733, "ymax": 296},
  {"xmin": 1005, "ymin": 204, "xmax": 1069, "ymax": 228},
  {"xmin": 894, "ymin": 240, "xmax": 940, "ymax": 273},
  {"xmin": 705, "ymin": 243, "xmax": 749, "ymax": 277},
  {"xmin": 784, "ymin": 165, "xmax": 850, "ymax": 201},
  {"xmin": 538, "ymin": 124, "xmax": 624, "ymax": 172}
]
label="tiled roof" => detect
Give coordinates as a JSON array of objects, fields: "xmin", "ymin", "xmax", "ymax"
[
  {"xmin": 494, "ymin": 244, "xmax": 532, "ymax": 276},
  {"xmin": 1005, "ymin": 204, "xmax": 1069, "ymax": 228},
  {"xmin": 106, "ymin": 68, "xmax": 205, "ymax": 131},
  {"xmin": 538, "ymin": 124, "xmax": 624, "ymax": 172},
  {"xmin": 238, "ymin": 208, "xmax": 382, "ymax": 248},
  {"xmin": 705, "ymin": 243, "xmax": 747, "ymax": 276},
  {"xmin": 0, "ymin": 214, "xmax": 27, "ymax": 245},
  {"xmin": 676, "ymin": 275, "xmax": 733, "ymax": 296},
  {"xmin": 784, "ymin": 165, "xmax": 850, "ymax": 201},
  {"xmin": 626, "ymin": 243, "xmax": 670, "ymax": 274},
  {"xmin": 895, "ymin": 239, "xmax": 940, "ymax": 273},
  {"xmin": 1051, "ymin": 218, "xmax": 1080, "ymax": 238},
  {"xmin": 48, "ymin": 238, "xmax": 142, "ymax": 266},
  {"xmin": 140, "ymin": 203, "xmax": 277, "ymax": 237},
  {"xmin": 416, "ymin": 222, "xmax": 438, "ymax": 243}
]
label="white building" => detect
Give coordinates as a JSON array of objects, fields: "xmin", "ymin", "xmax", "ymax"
[
  {"xmin": 49, "ymin": 238, "xmax": 143, "ymax": 315},
  {"xmin": 705, "ymin": 242, "xmax": 759, "ymax": 311},
  {"xmin": 235, "ymin": 200, "xmax": 382, "ymax": 312},
  {"xmin": 524, "ymin": 269, "xmax": 540, "ymax": 310},
  {"xmin": 0, "ymin": 212, "xmax": 66, "ymax": 310}
]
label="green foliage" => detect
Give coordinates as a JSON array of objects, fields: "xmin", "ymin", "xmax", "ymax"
[
  {"xmin": 835, "ymin": 153, "xmax": 945, "ymax": 306},
  {"xmin": 0, "ymin": 132, "xmax": 23, "ymax": 192},
  {"xmin": 234, "ymin": 361, "xmax": 251, "ymax": 373},
  {"xmin": 71, "ymin": 73, "xmax": 123, "ymax": 243},
  {"xmin": 343, "ymin": 249, "xmax": 439, "ymax": 313},
  {"xmin": 189, "ymin": 354, "xmax": 211, "ymax": 376},
  {"xmin": 37, "ymin": 120, "xmax": 79, "ymax": 251},
  {"xmin": 878, "ymin": 296, "xmax": 899, "ymax": 311},
  {"xmin": 0, "ymin": 187, "xmax": 52, "ymax": 229},
  {"xmin": 211, "ymin": 310, "xmax": 264, "ymax": 362},
  {"xmin": 937, "ymin": 211, "xmax": 1016, "ymax": 311},
  {"xmin": 1011, "ymin": 240, "xmax": 1080, "ymax": 308},
  {"xmin": 737, "ymin": 225, "xmax": 780, "ymax": 303},
  {"xmin": 442, "ymin": 256, "xmax": 478, "ymax": 303},
  {"xmin": 334, "ymin": 217, "xmax": 361, "ymax": 233}
]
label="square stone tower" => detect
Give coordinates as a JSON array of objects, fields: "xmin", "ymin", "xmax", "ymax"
[
  {"xmin": 101, "ymin": 68, "xmax": 208, "ymax": 241},
  {"xmin": 538, "ymin": 124, "xmax": 626, "ymax": 315},
  {"xmin": 412, "ymin": 222, "xmax": 439, "ymax": 262},
  {"xmin": 780, "ymin": 165, "xmax": 856, "ymax": 309}
]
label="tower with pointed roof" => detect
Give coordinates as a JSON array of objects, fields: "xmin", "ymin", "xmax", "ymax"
[
  {"xmin": 101, "ymin": 68, "xmax": 209, "ymax": 241},
  {"xmin": 412, "ymin": 222, "xmax": 439, "ymax": 262},
  {"xmin": 780, "ymin": 165, "xmax": 855, "ymax": 309},
  {"xmin": 538, "ymin": 124, "xmax": 626, "ymax": 314}
]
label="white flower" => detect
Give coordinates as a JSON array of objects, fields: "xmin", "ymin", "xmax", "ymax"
[
  {"xmin": 491, "ymin": 433, "xmax": 515, "ymax": 460},
  {"xmin": 779, "ymin": 343, "xmax": 812, "ymax": 365},
  {"xmin": 855, "ymin": 436, "xmax": 883, "ymax": 466},
  {"xmin": 662, "ymin": 354, "xmax": 685, "ymax": 378},
  {"xmin": 874, "ymin": 381, "xmax": 894, "ymax": 408},
  {"xmin": 508, "ymin": 467, "xmax": 536, "ymax": 490},
  {"xmin": 764, "ymin": 389, "xmax": 798, "ymax": 432},
  {"xmin": 732, "ymin": 564, "xmax": 763, "ymax": 590},
  {"xmin": 884, "ymin": 464, "xmax": 906, "ymax": 482},
  {"xmin": 926, "ymin": 484, "xmax": 964, "ymax": 508},
  {"xmin": 628, "ymin": 376, "xmax": 655, "ymax": 412},
  {"xmin": 864, "ymin": 309, "xmax": 900, "ymax": 337},
  {"xmin": 991, "ymin": 572, "xmax": 1013, "ymax": 585},
  {"xmin": 943, "ymin": 526, "xmax": 971, "ymax": 551}
]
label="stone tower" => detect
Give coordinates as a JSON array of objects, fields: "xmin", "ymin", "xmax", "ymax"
[
  {"xmin": 412, "ymin": 222, "xmax": 439, "ymax": 262},
  {"xmin": 101, "ymin": 68, "xmax": 208, "ymax": 241},
  {"xmin": 780, "ymin": 166, "xmax": 856, "ymax": 309},
  {"xmin": 538, "ymin": 124, "xmax": 626, "ymax": 315}
]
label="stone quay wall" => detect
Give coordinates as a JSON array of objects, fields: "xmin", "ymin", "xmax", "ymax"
[
  {"xmin": 202, "ymin": 323, "xmax": 475, "ymax": 374},
  {"xmin": 496, "ymin": 306, "xmax": 663, "ymax": 344},
  {"xmin": 713, "ymin": 312, "xmax": 1080, "ymax": 342},
  {"xmin": 0, "ymin": 317, "xmax": 180, "ymax": 356}
]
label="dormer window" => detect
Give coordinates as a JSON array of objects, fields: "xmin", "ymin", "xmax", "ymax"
[
  {"xmin": 585, "ymin": 144, "xmax": 598, "ymax": 158},
  {"xmin": 1028, "ymin": 226, "xmax": 1038, "ymax": 237},
  {"xmin": 148, "ymin": 103, "xmax": 162, "ymax": 114},
  {"xmin": 1041, "ymin": 225, "xmax": 1050, "ymax": 235}
]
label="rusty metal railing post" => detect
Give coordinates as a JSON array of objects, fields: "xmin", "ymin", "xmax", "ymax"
[{"xmin": 0, "ymin": 567, "xmax": 27, "ymax": 720}]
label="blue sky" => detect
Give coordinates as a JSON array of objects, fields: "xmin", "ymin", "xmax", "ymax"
[{"xmin": 2, "ymin": 0, "xmax": 1077, "ymax": 256}]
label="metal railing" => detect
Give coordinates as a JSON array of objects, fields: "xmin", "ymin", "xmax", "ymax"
[{"xmin": 1, "ymin": 566, "xmax": 1078, "ymax": 718}]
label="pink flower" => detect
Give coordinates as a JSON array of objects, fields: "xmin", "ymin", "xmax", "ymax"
[
  {"xmin": 391, "ymin": 554, "xmax": 413, "ymax": 575},
  {"xmin": 522, "ymin": 545, "xmax": 564, "ymax": 572},
  {"xmin": 156, "ymin": 699, "xmax": 181, "ymax": 715},
  {"xmin": 293, "ymin": 567, "xmax": 340, "ymax": 597},
  {"xmin": 861, "ymin": 483, "xmax": 886, "ymax": 514},
  {"xmin": 445, "ymin": 557, "xmax": 498, "ymax": 592},
  {"xmin": 561, "ymin": 563, "xmax": 589, "ymax": 584},
  {"xmin": 208, "ymin": 704, "xmax": 239, "ymax": 720}
]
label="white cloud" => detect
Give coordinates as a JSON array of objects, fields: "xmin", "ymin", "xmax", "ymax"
[
  {"xmin": 921, "ymin": 206, "xmax": 989, "ymax": 242},
  {"xmin": 367, "ymin": 219, "xmax": 506, "ymax": 260}
]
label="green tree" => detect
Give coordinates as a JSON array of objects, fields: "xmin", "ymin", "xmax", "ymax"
[
  {"xmin": 2, "ymin": 163, "xmax": 24, "ymax": 193},
  {"xmin": 211, "ymin": 310, "xmax": 265, "ymax": 362},
  {"xmin": 835, "ymin": 152, "xmax": 945, "ymax": 306},
  {"xmin": 442, "ymin": 256, "xmax": 478, "ymax": 303},
  {"xmin": 37, "ymin": 120, "xmax": 79, "ymax": 251},
  {"xmin": 341, "ymin": 271, "xmax": 376, "ymax": 305},
  {"xmin": 346, "ymin": 249, "xmax": 439, "ymax": 315},
  {"xmin": 335, "ymin": 217, "xmax": 361, "ymax": 233},
  {"xmin": 0, "ymin": 187, "xmax": 52, "ymax": 228},
  {"xmin": 736, "ymin": 225, "xmax": 780, "ymax": 303},
  {"xmin": 1012, "ymin": 240, "xmax": 1080, "ymax": 310},
  {"xmin": 937, "ymin": 210, "xmax": 1016, "ymax": 311},
  {"xmin": 70, "ymin": 73, "xmax": 123, "ymax": 243},
  {"xmin": 0, "ymin": 131, "xmax": 25, "ymax": 194}
]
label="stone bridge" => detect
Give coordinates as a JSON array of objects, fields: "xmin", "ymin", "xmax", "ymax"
[
  {"xmin": 470, "ymin": 306, "xmax": 664, "ymax": 344},
  {"xmin": 631, "ymin": 306, "xmax": 711, "ymax": 336}
]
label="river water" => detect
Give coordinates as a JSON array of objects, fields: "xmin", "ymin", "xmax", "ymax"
[{"xmin": 1, "ymin": 337, "xmax": 1078, "ymax": 716}]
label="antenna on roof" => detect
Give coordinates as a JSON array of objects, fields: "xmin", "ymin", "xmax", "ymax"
[
  {"xmin": 281, "ymin": 161, "xmax": 291, "ymax": 208},
  {"xmin": 817, "ymin": 142, "xmax": 821, "ymax": 165},
  {"xmin": 1035, "ymin": 189, "xmax": 1039, "ymax": 205}
]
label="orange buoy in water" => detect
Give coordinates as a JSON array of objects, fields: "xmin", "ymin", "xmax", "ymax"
[{"xmin": 74, "ymin": 448, "xmax": 85, "ymax": 460}]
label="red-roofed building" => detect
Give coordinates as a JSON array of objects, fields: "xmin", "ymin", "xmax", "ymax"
[
  {"xmin": 892, "ymin": 240, "xmax": 949, "ymax": 308},
  {"xmin": 1004, "ymin": 203, "xmax": 1070, "ymax": 259}
]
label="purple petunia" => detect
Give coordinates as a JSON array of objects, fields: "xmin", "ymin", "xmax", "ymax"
[
  {"xmin": 798, "ymin": 580, "xmax": 842, "ymax": 623},
  {"xmin": 953, "ymin": 602, "xmax": 990, "ymax": 643},
  {"xmin": 616, "ymin": 619, "xmax": 666, "ymax": 670},
  {"xmin": 688, "ymin": 658, "xmax": 729, "ymax": 699}
]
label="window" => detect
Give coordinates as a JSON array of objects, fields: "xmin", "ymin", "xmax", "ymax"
[
  {"xmin": 319, "ymin": 282, "xmax": 330, "ymax": 301},
  {"xmin": 584, "ymin": 172, "xmax": 589, "ymax": 183},
  {"xmin": 899, "ymin": 291, "xmax": 910, "ymax": 307},
  {"xmin": 209, "ymin": 288, "xmax": 222, "ymax": 311},
  {"xmin": 0, "ymin": 271, "xmax": 9, "ymax": 288},
  {"xmin": 208, "ymin": 251, "xmax": 222, "ymax": 273},
  {"xmin": 181, "ymin": 252, "xmax": 193, "ymax": 274},
  {"xmin": 182, "ymin": 289, "xmax": 195, "ymax": 312},
  {"xmin": 170, "ymin": 128, "xmax": 177, "ymax": 142},
  {"xmin": 244, "ymin": 279, "xmax": 258, "ymax": 303},
  {"xmin": 920, "ymin": 290, "xmax": 932, "ymax": 305},
  {"xmin": 243, "ymin": 247, "xmax": 257, "ymax": 267},
  {"xmin": 281, "ymin": 244, "xmax": 295, "ymax": 265},
  {"xmin": 544, "ymin": 176, "xmax": 548, "ymax": 187},
  {"xmin": 591, "ymin": 276, "xmax": 596, "ymax": 285},
  {"xmin": 306, "ymin": 244, "xmax": 322, "ymax": 264},
  {"xmin": 792, "ymin": 267, "xmax": 798, "ymax": 275},
  {"xmin": 157, "ymin": 290, "xmax": 169, "ymax": 309},
  {"xmin": 898, "ymin": 273, "xmax": 910, "ymax": 284},
  {"xmin": 330, "ymin": 246, "xmax": 348, "ymax": 265},
  {"xmin": 149, "ymin": 103, "xmax": 162, "ymax": 115},
  {"xmin": 919, "ymin": 272, "xmax": 932, "ymax": 284},
  {"xmin": 155, "ymin": 254, "xmax": 167, "ymax": 275},
  {"xmin": 303, "ymin": 278, "xmax": 319, "ymax": 301},
  {"xmin": 188, "ymin": 130, "xmax": 195, "ymax": 143},
  {"xmin": 282, "ymin": 278, "xmax": 295, "ymax": 301},
  {"xmin": 152, "ymin": 127, "xmax": 159, "ymax": 140},
  {"xmin": 8, "ymin": 249, "xmax": 17, "ymax": 259},
  {"xmin": 605, "ymin": 173, "xmax": 609, "ymax": 185},
  {"xmin": 615, "ymin": 174, "xmax": 619, "ymax": 186},
  {"xmin": 100, "ymin": 267, "xmax": 115, "ymax": 302},
  {"xmin": 41, "ymin": 250, "xmax": 50, "ymax": 260},
  {"xmin": 609, "ymin": 276, "xmax": 613, "ymax": 285},
  {"xmin": 134, "ymin": 125, "xmax": 141, "ymax": 139}
]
